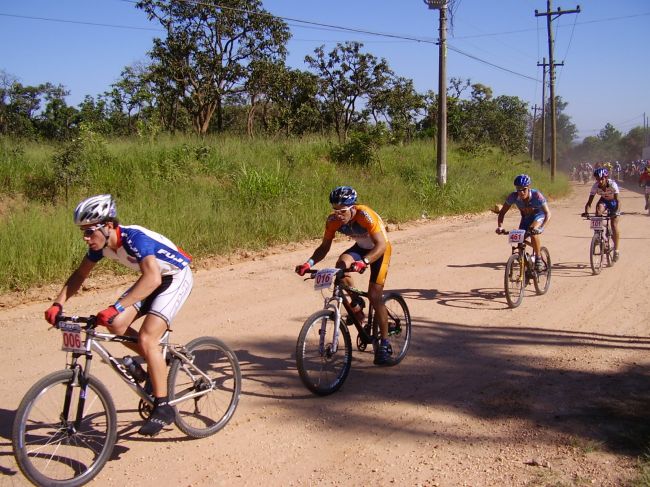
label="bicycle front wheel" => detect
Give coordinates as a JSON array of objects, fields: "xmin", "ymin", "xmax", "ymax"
[
  {"xmin": 383, "ymin": 293, "xmax": 412, "ymax": 365},
  {"xmin": 296, "ymin": 309, "xmax": 352, "ymax": 396},
  {"xmin": 589, "ymin": 233, "xmax": 603, "ymax": 275},
  {"xmin": 504, "ymin": 254, "xmax": 525, "ymax": 308},
  {"xmin": 168, "ymin": 336, "xmax": 241, "ymax": 438},
  {"xmin": 12, "ymin": 369, "xmax": 117, "ymax": 487},
  {"xmin": 533, "ymin": 247, "xmax": 552, "ymax": 295}
]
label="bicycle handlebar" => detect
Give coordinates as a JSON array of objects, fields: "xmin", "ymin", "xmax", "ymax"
[
  {"xmin": 302, "ymin": 267, "xmax": 359, "ymax": 279},
  {"xmin": 55, "ymin": 314, "xmax": 97, "ymax": 329}
]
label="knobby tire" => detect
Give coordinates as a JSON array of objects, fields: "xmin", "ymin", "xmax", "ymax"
[
  {"xmin": 504, "ymin": 254, "xmax": 525, "ymax": 308},
  {"xmin": 12, "ymin": 369, "xmax": 117, "ymax": 487},
  {"xmin": 383, "ymin": 293, "xmax": 412, "ymax": 366},
  {"xmin": 168, "ymin": 336, "xmax": 241, "ymax": 438},
  {"xmin": 533, "ymin": 247, "xmax": 552, "ymax": 295},
  {"xmin": 296, "ymin": 309, "xmax": 352, "ymax": 396}
]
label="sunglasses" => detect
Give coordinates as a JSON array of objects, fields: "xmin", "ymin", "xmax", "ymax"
[
  {"xmin": 515, "ymin": 187, "xmax": 528, "ymax": 192},
  {"xmin": 81, "ymin": 224, "xmax": 105, "ymax": 237},
  {"xmin": 332, "ymin": 206, "xmax": 353, "ymax": 214}
]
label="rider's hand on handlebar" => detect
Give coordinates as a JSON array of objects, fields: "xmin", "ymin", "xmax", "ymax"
[
  {"xmin": 350, "ymin": 260, "xmax": 367, "ymax": 273},
  {"xmin": 295, "ymin": 262, "xmax": 311, "ymax": 276},
  {"xmin": 44, "ymin": 302, "xmax": 63, "ymax": 326},
  {"xmin": 495, "ymin": 227, "xmax": 504, "ymax": 235},
  {"xmin": 581, "ymin": 212, "xmax": 589, "ymax": 218},
  {"xmin": 530, "ymin": 227, "xmax": 543, "ymax": 235},
  {"xmin": 96, "ymin": 305, "xmax": 120, "ymax": 327}
]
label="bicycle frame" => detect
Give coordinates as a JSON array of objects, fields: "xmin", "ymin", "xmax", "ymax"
[
  {"xmin": 58, "ymin": 316, "xmax": 216, "ymax": 419},
  {"xmin": 309, "ymin": 270, "xmax": 377, "ymax": 356}
]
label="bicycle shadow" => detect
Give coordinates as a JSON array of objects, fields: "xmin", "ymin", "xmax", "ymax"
[
  {"xmin": 395, "ymin": 287, "xmax": 514, "ymax": 311},
  {"xmin": 447, "ymin": 261, "xmax": 505, "ymax": 272},
  {"xmin": 0, "ymin": 408, "xmax": 18, "ymax": 478}
]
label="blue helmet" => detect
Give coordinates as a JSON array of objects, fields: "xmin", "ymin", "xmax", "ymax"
[
  {"xmin": 513, "ymin": 174, "xmax": 531, "ymax": 187},
  {"xmin": 329, "ymin": 186, "xmax": 357, "ymax": 206},
  {"xmin": 594, "ymin": 167, "xmax": 609, "ymax": 178}
]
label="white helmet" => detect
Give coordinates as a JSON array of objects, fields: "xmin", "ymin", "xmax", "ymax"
[{"xmin": 73, "ymin": 194, "xmax": 117, "ymax": 226}]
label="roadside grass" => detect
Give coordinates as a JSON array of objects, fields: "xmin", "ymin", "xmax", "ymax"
[
  {"xmin": 632, "ymin": 453, "xmax": 650, "ymax": 487},
  {"xmin": 0, "ymin": 135, "xmax": 568, "ymax": 292}
]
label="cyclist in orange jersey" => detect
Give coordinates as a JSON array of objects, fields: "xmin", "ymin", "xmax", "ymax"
[{"xmin": 295, "ymin": 186, "xmax": 393, "ymax": 365}]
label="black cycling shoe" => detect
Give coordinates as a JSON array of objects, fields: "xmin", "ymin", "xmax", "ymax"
[
  {"xmin": 138, "ymin": 403, "xmax": 175, "ymax": 436},
  {"xmin": 373, "ymin": 339, "xmax": 392, "ymax": 366}
]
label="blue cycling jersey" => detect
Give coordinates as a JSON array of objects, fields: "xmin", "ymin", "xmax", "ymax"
[
  {"xmin": 505, "ymin": 189, "xmax": 547, "ymax": 217},
  {"xmin": 86, "ymin": 225, "xmax": 191, "ymax": 275}
]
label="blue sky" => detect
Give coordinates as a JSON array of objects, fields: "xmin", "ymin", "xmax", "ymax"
[{"xmin": 1, "ymin": 0, "xmax": 648, "ymax": 141}]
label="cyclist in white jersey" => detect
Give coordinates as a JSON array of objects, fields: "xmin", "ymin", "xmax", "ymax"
[
  {"xmin": 582, "ymin": 167, "xmax": 621, "ymax": 261},
  {"xmin": 44, "ymin": 194, "xmax": 193, "ymax": 436}
]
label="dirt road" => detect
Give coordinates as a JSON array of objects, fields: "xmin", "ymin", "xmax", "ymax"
[{"xmin": 2, "ymin": 182, "xmax": 650, "ymax": 487}]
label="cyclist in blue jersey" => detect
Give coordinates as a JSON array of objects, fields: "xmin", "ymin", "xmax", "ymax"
[
  {"xmin": 496, "ymin": 174, "xmax": 552, "ymax": 272},
  {"xmin": 44, "ymin": 194, "xmax": 193, "ymax": 436}
]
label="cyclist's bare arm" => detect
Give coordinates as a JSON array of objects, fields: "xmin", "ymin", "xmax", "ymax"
[
  {"xmin": 496, "ymin": 202, "xmax": 512, "ymax": 228},
  {"xmin": 363, "ymin": 231, "xmax": 387, "ymax": 264},
  {"xmin": 116, "ymin": 255, "xmax": 163, "ymax": 309},
  {"xmin": 307, "ymin": 237, "xmax": 333, "ymax": 266},
  {"xmin": 54, "ymin": 256, "xmax": 97, "ymax": 305},
  {"xmin": 540, "ymin": 203, "xmax": 551, "ymax": 228},
  {"xmin": 584, "ymin": 195, "xmax": 595, "ymax": 214}
]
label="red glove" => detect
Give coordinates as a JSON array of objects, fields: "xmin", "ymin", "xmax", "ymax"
[
  {"xmin": 350, "ymin": 261, "xmax": 367, "ymax": 273},
  {"xmin": 295, "ymin": 262, "xmax": 311, "ymax": 276},
  {"xmin": 96, "ymin": 306, "xmax": 120, "ymax": 327},
  {"xmin": 44, "ymin": 303, "xmax": 63, "ymax": 326}
]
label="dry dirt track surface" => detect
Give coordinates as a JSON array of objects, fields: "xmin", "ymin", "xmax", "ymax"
[{"xmin": 2, "ymin": 182, "xmax": 650, "ymax": 487}]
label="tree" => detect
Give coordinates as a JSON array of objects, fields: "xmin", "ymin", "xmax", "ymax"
[
  {"xmin": 368, "ymin": 76, "xmax": 425, "ymax": 143},
  {"xmin": 137, "ymin": 0, "xmax": 290, "ymax": 135},
  {"xmin": 305, "ymin": 41, "xmax": 393, "ymax": 142}
]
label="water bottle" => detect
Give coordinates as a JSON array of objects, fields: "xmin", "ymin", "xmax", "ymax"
[{"xmin": 122, "ymin": 355, "xmax": 147, "ymax": 383}]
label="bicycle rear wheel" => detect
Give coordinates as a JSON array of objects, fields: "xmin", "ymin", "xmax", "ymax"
[
  {"xmin": 589, "ymin": 233, "xmax": 603, "ymax": 275},
  {"xmin": 383, "ymin": 293, "xmax": 412, "ymax": 365},
  {"xmin": 504, "ymin": 254, "xmax": 525, "ymax": 308},
  {"xmin": 12, "ymin": 369, "xmax": 117, "ymax": 487},
  {"xmin": 533, "ymin": 247, "xmax": 552, "ymax": 295},
  {"xmin": 168, "ymin": 336, "xmax": 241, "ymax": 438},
  {"xmin": 296, "ymin": 309, "xmax": 352, "ymax": 396}
]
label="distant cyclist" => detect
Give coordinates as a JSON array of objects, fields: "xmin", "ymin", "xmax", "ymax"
[
  {"xmin": 44, "ymin": 194, "xmax": 193, "ymax": 436},
  {"xmin": 496, "ymin": 174, "xmax": 552, "ymax": 272},
  {"xmin": 295, "ymin": 186, "xmax": 393, "ymax": 366},
  {"xmin": 638, "ymin": 163, "xmax": 650, "ymax": 210},
  {"xmin": 582, "ymin": 167, "xmax": 621, "ymax": 261}
]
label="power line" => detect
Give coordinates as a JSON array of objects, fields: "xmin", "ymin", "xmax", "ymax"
[{"xmin": 1, "ymin": 7, "xmax": 538, "ymax": 83}]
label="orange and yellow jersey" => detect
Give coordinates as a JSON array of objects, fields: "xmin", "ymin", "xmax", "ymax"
[{"xmin": 323, "ymin": 204, "xmax": 389, "ymax": 250}]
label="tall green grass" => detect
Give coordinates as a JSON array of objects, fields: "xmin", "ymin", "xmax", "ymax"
[{"xmin": 0, "ymin": 135, "xmax": 568, "ymax": 292}]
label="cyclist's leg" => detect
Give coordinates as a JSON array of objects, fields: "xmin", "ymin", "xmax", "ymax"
[
  {"xmin": 137, "ymin": 267, "xmax": 193, "ymax": 435},
  {"xmin": 139, "ymin": 315, "xmax": 169, "ymax": 398},
  {"xmin": 105, "ymin": 306, "xmax": 141, "ymax": 353},
  {"xmin": 367, "ymin": 243, "xmax": 391, "ymax": 339},
  {"xmin": 336, "ymin": 245, "xmax": 362, "ymax": 297}
]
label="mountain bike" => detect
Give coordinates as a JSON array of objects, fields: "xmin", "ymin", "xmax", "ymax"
[
  {"xmin": 498, "ymin": 229, "xmax": 551, "ymax": 308},
  {"xmin": 583, "ymin": 213, "xmax": 615, "ymax": 274},
  {"xmin": 295, "ymin": 268, "xmax": 411, "ymax": 396},
  {"xmin": 12, "ymin": 314, "xmax": 241, "ymax": 487}
]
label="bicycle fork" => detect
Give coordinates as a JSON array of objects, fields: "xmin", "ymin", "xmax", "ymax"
[{"xmin": 319, "ymin": 296, "xmax": 343, "ymax": 355}]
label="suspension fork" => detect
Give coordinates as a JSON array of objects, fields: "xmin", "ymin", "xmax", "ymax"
[{"xmin": 320, "ymin": 295, "xmax": 343, "ymax": 354}]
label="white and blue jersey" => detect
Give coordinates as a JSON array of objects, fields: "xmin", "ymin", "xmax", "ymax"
[{"xmin": 87, "ymin": 225, "xmax": 191, "ymax": 276}]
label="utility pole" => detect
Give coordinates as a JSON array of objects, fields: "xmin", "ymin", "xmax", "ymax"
[
  {"xmin": 424, "ymin": 0, "xmax": 448, "ymax": 186},
  {"xmin": 537, "ymin": 57, "xmax": 563, "ymax": 170},
  {"xmin": 535, "ymin": 1, "xmax": 580, "ymax": 181},
  {"xmin": 537, "ymin": 58, "xmax": 547, "ymax": 169},
  {"xmin": 530, "ymin": 104, "xmax": 539, "ymax": 160}
]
